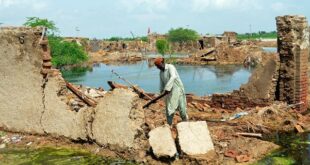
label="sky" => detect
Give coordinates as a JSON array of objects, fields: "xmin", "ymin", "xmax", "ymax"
[{"xmin": 0, "ymin": 0, "xmax": 309, "ymax": 38}]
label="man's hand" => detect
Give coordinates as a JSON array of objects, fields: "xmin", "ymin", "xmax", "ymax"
[{"xmin": 164, "ymin": 90, "xmax": 171, "ymax": 95}]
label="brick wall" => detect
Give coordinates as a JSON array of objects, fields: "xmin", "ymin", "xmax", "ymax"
[{"xmin": 276, "ymin": 15, "xmax": 309, "ymax": 113}]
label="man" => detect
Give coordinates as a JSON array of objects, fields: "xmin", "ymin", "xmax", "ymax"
[{"xmin": 154, "ymin": 57, "xmax": 188, "ymax": 126}]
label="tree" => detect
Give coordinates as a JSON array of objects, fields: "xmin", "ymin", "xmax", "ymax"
[
  {"xmin": 49, "ymin": 35, "xmax": 88, "ymax": 67},
  {"xmin": 167, "ymin": 28, "xmax": 199, "ymax": 43},
  {"xmin": 23, "ymin": 17, "xmax": 88, "ymax": 67},
  {"xmin": 23, "ymin": 17, "xmax": 58, "ymax": 33},
  {"xmin": 156, "ymin": 39, "xmax": 170, "ymax": 56}
]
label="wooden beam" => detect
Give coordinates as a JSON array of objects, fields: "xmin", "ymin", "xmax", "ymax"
[{"xmin": 65, "ymin": 81, "xmax": 97, "ymax": 107}]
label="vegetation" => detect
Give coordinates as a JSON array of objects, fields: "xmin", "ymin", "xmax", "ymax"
[
  {"xmin": 167, "ymin": 28, "xmax": 199, "ymax": 43},
  {"xmin": 23, "ymin": 17, "xmax": 58, "ymax": 33},
  {"xmin": 237, "ymin": 31, "xmax": 277, "ymax": 40},
  {"xmin": 23, "ymin": 17, "xmax": 88, "ymax": 67},
  {"xmin": 156, "ymin": 39, "xmax": 170, "ymax": 55},
  {"xmin": 48, "ymin": 35, "xmax": 88, "ymax": 67}
]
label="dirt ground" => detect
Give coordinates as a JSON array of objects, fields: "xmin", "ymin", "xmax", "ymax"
[{"xmin": 2, "ymin": 97, "xmax": 309, "ymax": 165}]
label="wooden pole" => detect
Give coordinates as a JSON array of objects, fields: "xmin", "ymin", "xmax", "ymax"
[{"xmin": 65, "ymin": 81, "xmax": 97, "ymax": 107}]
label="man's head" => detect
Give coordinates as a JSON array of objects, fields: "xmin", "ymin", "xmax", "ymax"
[{"xmin": 154, "ymin": 57, "xmax": 165, "ymax": 71}]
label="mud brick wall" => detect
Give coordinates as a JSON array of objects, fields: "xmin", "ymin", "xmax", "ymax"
[
  {"xmin": 211, "ymin": 58, "xmax": 280, "ymax": 109},
  {"xmin": 276, "ymin": 15, "xmax": 309, "ymax": 113},
  {"xmin": 88, "ymin": 40, "xmax": 147, "ymax": 53}
]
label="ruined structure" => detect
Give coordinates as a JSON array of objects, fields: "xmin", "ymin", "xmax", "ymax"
[
  {"xmin": 276, "ymin": 15, "xmax": 309, "ymax": 113},
  {"xmin": 223, "ymin": 31, "xmax": 237, "ymax": 44},
  {"xmin": 0, "ymin": 27, "xmax": 147, "ymax": 153},
  {"xmin": 211, "ymin": 15, "xmax": 309, "ymax": 111}
]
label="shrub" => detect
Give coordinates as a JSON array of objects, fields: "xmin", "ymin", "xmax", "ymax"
[
  {"xmin": 156, "ymin": 39, "xmax": 170, "ymax": 55},
  {"xmin": 167, "ymin": 28, "xmax": 199, "ymax": 43},
  {"xmin": 48, "ymin": 36, "xmax": 88, "ymax": 67}
]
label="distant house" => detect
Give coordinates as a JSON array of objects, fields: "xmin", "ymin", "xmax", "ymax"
[{"xmin": 223, "ymin": 31, "xmax": 237, "ymax": 44}]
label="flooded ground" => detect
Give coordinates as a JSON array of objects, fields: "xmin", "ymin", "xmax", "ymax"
[
  {"xmin": 0, "ymin": 147, "xmax": 135, "ymax": 165},
  {"xmin": 256, "ymin": 132, "xmax": 310, "ymax": 165},
  {"xmin": 61, "ymin": 61, "xmax": 253, "ymax": 96}
]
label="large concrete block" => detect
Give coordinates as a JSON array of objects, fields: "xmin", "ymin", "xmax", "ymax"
[
  {"xmin": 148, "ymin": 125, "xmax": 177, "ymax": 158},
  {"xmin": 41, "ymin": 77, "xmax": 89, "ymax": 140},
  {"xmin": 92, "ymin": 89, "xmax": 144, "ymax": 149},
  {"xmin": 177, "ymin": 121, "xmax": 214, "ymax": 155}
]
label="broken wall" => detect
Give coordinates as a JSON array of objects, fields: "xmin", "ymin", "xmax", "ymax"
[
  {"xmin": 0, "ymin": 27, "xmax": 147, "ymax": 152},
  {"xmin": 211, "ymin": 57, "xmax": 280, "ymax": 109},
  {"xmin": 0, "ymin": 27, "xmax": 45, "ymax": 134},
  {"xmin": 0, "ymin": 27, "xmax": 91, "ymax": 139},
  {"xmin": 276, "ymin": 15, "xmax": 309, "ymax": 112}
]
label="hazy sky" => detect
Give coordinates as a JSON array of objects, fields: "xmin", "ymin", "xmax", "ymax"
[{"xmin": 0, "ymin": 0, "xmax": 309, "ymax": 38}]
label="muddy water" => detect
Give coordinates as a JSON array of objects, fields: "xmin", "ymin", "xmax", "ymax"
[
  {"xmin": 0, "ymin": 147, "xmax": 135, "ymax": 165},
  {"xmin": 61, "ymin": 61, "xmax": 253, "ymax": 96},
  {"xmin": 256, "ymin": 132, "xmax": 310, "ymax": 165}
]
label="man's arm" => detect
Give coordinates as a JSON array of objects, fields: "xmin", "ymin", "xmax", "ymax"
[{"xmin": 160, "ymin": 73, "xmax": 164, "ymax": 93}]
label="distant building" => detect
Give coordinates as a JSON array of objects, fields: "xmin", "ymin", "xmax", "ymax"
[{"xmin": 222, "ymin": 31, "xmax": 237, "ymax": 44}]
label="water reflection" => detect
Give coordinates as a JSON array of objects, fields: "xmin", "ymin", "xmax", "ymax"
[{"xmin": 61, "ymin": 61, "xmax": 253, "ymax": 96}]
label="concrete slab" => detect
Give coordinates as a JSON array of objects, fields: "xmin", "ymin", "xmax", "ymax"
[
  {"xmin": 177, "ymin": 121, "xmax": 214, "ymax": 155},
  {"xmin": 92, "ymin": 89, "xmax": 145, "ymax": 149},
  {"xmin": 148, "ymin": 125, "xmax": 177, "ymax": 158}
]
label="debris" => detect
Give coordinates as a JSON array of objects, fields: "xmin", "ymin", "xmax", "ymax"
[
  {"xmin": 235, "ymin": 154, "xmax": 251, "ymax": 163},
  {"xmin": 0, "ymin": 143, "xmax": 6, "ymax": 149},
  {"xmin": 11, "ymin": 135, "xmax": 22, "ymax": 143},
  {"xmin": 224, "ymin": 149, "xmax": 238, "ymax": 158},
  {"xmin": 148, "ymin": 125, "xmax": 177, "ymax": 158},
  {"xmin": 26, "ymin": 142, "xmax": 33, "ymax": 146},
  {"xmin": 108, "ymin": 81, "xmax": 129, "ymax": 89},
  {"xmin": 85, "ymin": 88, "xmax": 102, "ymax": 98},
  {"xmin": 177, "ymin": 121, "xmax": 214, "ymax": 155},
  {"xmin": 236, "ymin": 132, "xmax": 262, "ymax": 138},
  {"xmin": 294, "ymin": 124, "xmax": 304, "ymax": 133},
  {"xmin": 229, "ymin": 112, "xmax": 249, "ymax": 120},
  {"xmin": 66, "ymin": 81, "xmax": 97, "ymax": 107}
]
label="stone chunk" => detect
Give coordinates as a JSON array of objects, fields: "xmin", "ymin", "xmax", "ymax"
[
  {"xmin": 148, "ymin": 125, "xmax": 177, "ymax": 158},
  {"xmin": 177, "ymin": 121, "xmax": 214, "ymax": 155}
]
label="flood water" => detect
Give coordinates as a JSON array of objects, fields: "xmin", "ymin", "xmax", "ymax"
[
  {"xmin": 61, "ymin": 61, "xmax": 253, "ymax": 96},
  {"xmin": 257, "ymin": 132, "xmax": 310, "ymax": 165},
  {"xmin": 0, "ymin": 147, "xmax": 135, "ymax": 165}
]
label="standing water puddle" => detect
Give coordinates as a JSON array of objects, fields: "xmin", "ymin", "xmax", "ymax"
[
  {"xmin": 256, "ymin": 132, "xmax": 310, "ymax": 165},
  {"xmin": 0, "ymin": 147, "xmax": 135, "ymax": 165},
  {"xmin": 61, "ymin": 61, "xmax": 253, "ymax": 96}
]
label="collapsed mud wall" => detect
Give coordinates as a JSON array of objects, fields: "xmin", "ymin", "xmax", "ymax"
[
  {"xmin": 0, "ymin": 27, "xmax": 146, "ymax": 152},
  {"xmin": 211, "ymin": 57, "xmax": 280, "ymax": 109}
]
